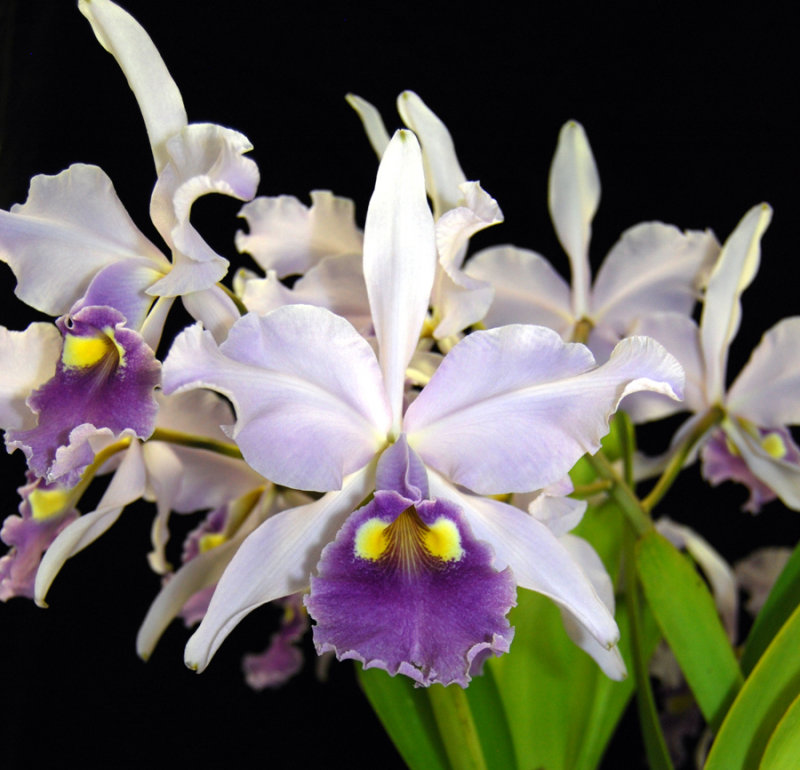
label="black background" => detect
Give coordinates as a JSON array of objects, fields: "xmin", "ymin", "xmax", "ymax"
[{"xmin": 1, "ymin": 1, "xmax": 799, "ymax": 767}]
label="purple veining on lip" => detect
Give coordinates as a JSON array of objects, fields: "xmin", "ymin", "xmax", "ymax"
[
  {"xmin": 305, "ymin": 438, "xmax": 516, "ymax": 687},
  {"xmin": 6, "ymin": 305, "xmax": 160, "ymax": 485},
  {"xmin": 0, "ymin": 474, "xmax": 78, "ymax": 601},
  {"xmin": 242, "ymin": 593, "xmax": 309, "ymax": 690},
  {"xmin": 701, "ymin": 425, "xmax": 800, "ymax": 513}
]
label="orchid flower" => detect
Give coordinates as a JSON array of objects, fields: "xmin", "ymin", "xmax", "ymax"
[
  {"xmin": 162, "ymin": 130, "xmax": 683, "ymax": 686},
  {"xmin": 628, "ymin": 204, "xmax": 800, "ymax": 512},
  {"xmin": 465, "ymin": 121, "xmax": 720, "ymax": 360}
]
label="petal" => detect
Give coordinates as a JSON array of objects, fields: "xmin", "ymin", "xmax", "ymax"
[
  {"xmin": 375, "ymin": 435, "xmax": 430, "ymax": 500},
  {"xmin": 559, "ymin": 533, "xmax": 627, "ymax": 680},
  {"xmin": 184, "ymin": 466, "xmax": 374, "ymax": 672},
  {"xmin": 148, "ymin": 124, "xmax": 260, "ymax": 297},
  {"xmin": 306, "ymin": 490, "xmax": 515, "ymax": 687},
  {"xmin": 623, "ymin": 312, "xmax": 707, "ymax": 422},
  {"xmin": 465, "ymin": 244, "xmax": 574, "ymax": 334},
  {"xmin": 235, "ymin": 191, "xmax": 363, "ymax": 277},
  {"xmin": 548, "ymin": 121, "xmax": 600, "ymax": 318},
  {"xmin": 727, "ymin": 317, "xmax": 800, "ymax": 426},
  {"xmin": 405, "ymin": 326, "xmax": 683, "ymax": 493},
  {"xmin": 162, "ymin": 308, "xmax": 390, "ymax": 491},
  {"xmin": 735, "ymin": 547, "xmax": 792, "ymax": 616},
  {"xmin": 78, "ymin": 0, "xmax": 187, "ymax": 173},
  {"xmin": 181, "ymin": 285, "xmax": 240, "ymax": 344},
  {"xmin": 346, "ymin": 93, "xmax": 392, "ymax": 158},
  {"xmin": 428, "ymin": 474, "xmax": 620, "ymax": 649},
  {"xmin": 591, "ymin": 224, "xmax": 720, "ymax": 332},
  {"xmin": 700, "ymin": 204, "xmax": 772, "ymax": 401},
  {"xmin": 396, "ymin": 91, "xmax": 468, "ymax": 218},
  {"xmin": 0, "ymin": 323, "xmax": 61, "ymax": 431},
  {"xmin": 363, "ymin": 130, "xmax": 437, "ymax": 431},
  {"xmin": 7, "ymin": 306, "xmax": 160, "ymax": 485},
  {"xmin": 0, "ymin": 164, "xmax": 168, "ymax": 315},
  {"xmin": 34, "ymin": 438, "xmax": 147, "ymax": 606},
  {"xmin": 525, "ymin": 482, "xmax": 587, "ymax": 538}
]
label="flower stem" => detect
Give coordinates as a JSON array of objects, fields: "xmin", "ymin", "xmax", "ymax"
[
  {"xmin": 641, "ymin": 405, "xmax": 724, "ymax": 513},
  {"xmin": 428, "ymin": 684, "xmax": 488, "ymax": 770},
  {"xmin": 149, "ymin": 427, "xmax": 243, "ymax": 459},
  {"xmin": 585, "ymin": 450, "xmax": 652, "ymax": 535}
]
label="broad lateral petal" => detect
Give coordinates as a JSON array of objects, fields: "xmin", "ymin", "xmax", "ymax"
[
  {"xmin": 235, "ymin": 191, "xmax": 363, "ymax": 278},
  {"xmin": 34, "ymin": 437, "xmax": 147, "ymax": 606},
  {"xmin": 0, "ymin": 164, "xmax": 168, "ymax": 315},
  {"xmin": 363, "ymin": 130, "xmax": 436, "ymax": 431},
  {"xmin": 184, "ymin": 466, "xmax": 374, "ymax": 672},
  {"xmin": 591, "ymin": 224, "xmax": 720, "ymax": 331},
  {"xmin": 0, "ymin": 324, "xmax": 61, "ymax": 431},
  {"xmin": 700, "ymin": 204, "xmax": 771, "ymax": 402},
  {"xmin": 149, "ymin": 124, "xmax": 260, "ymax": 297},
  {"xmin": 162, "ymin": 309, "xmax": 390, "ymax": 491},
  {"xmin": 465, "ymin": 244, "xmax": 573, "ymax": 334},
  {"xmin": 429, "ymin": 475, "xmax": 619, "ymax": 649},
  {"xmin": 406, "ymin": 327, "xmax": 683, "ymax": 494},
  {"xmin": 397, "ymin": 91, "xmax": 468, "ymax": 218},
  {"xmin": 79, "ymin": 0, "xmax": 187, "ymax": 174},
  {"xmin": 346, "ymin": 93, "xmax": 392, "ymax": 159},
  {"xmin": 548, "ymin": 121, "xmax": 600, "ymax": 318},
  {"xmin": 727, "ymin": 317, "xmax": 800, "ymax": 427}
]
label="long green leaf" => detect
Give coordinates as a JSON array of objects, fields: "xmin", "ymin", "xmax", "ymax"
[
  {"xmin": 429, "ymin": 684, "xmax": 487, "ymax": 770},
  {"xmin": 706, "ymin": 603, "xmax": 800, "ymax": 769},
  {"xmin": 760, "ymin": 692, "xmax": 800, "ymax": 770},
  {"xmin": 464, "ymin": 663, "xmax": 517, "ymax": 770},
  {"xmin": 357, "ymin": 665, "xmax": 450, "ymax": 770},
  {"xmin": 636, "ymin": 530, "xmax": 743, "ymax": 731},
  {"xmin": 741, "ymin": 540, "xmax": 800, "ymax": 675}
]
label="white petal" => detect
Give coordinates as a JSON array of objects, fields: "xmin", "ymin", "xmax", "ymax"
[
  {"xmin": 149, "ymin": 124, "xmax": 260, "ymax": 296},
  {"xmin": 727, "ymin": 317, "xmax": 800, "ymax": 426},
  {"xmin": 0, "ymin": 165, "xmax": 168, "ymax": 315},
  {"xmin": 78, "ymin": 0, "xmax": 187, "ymax": 173},
  {"xmin": 591, "ymin": 224, "xmax": 719, "ymax": 331},
  {"xmin": 34, "ymin": 439, "xmax": 147, "ymax": 606},
  {"xmin": 346, "ymin": 93, "xmax": 391, "ymax": 158},
  {"xmin": 181, "ymin": 285, "xmax": 240, "ymax": 344},
  {"xmin": 235, "ymin": 191, "xmax": 363, "ymax": 277},
  {"xmin": 548, "ymin": 121, "xmax": 600, "ymax": 318},
  {"xmin": 184, "ymin": 466, "xmax": 374, "ymax": 671},
  {"xmin": 465, "ymin": 244, "xmax": 574, "ymax": 334},
  {"xmin": 700, "ymin": 204, "xmax": 772, "ymax": 401},
  {"xmin": 723, "ymin": 417, "xmax": 800, "ymax": 510},
  {"xmin": 0, "ymin": 324, "xmax": 61, "ymax": 430},
  {"xmin": 363, "ymin": 130, "xmax": 437, "ymax": 431},
  {"xmin": 429, "ymin": 475, "xmax": 620, "ymax": 650},
  {"xmin": 406, "ymin": 326, "xmax": 683, "ymax": 494},
  {"xmin": 396, "ymin": 91, "xmax": 468, "ymax": 217},
  {"xmin": 162, "ymin": 309, "xmax": 390, "ymax": 491}
]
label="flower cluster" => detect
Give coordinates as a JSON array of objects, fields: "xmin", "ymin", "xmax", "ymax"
[{"xmin": 2, "ymin": 4, "xmax": 798, "ymax": 731}]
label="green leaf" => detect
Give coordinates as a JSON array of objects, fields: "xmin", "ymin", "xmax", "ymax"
[
  {"xmin": 429, "ymin": 684, "xmax": 488, "ymax": 770},
  {"xmin": 741, "ymin": 540, "xmax": 800, "ymax": 675},
  {"xmin": 636, "ymin": 530, "xmax": 743, "ymax": 731},
  {"xmin": 706, "ymin": 603, "xmax": 800, "ymax": 770},
  {"xmin": 357, "ymin": 665, "xmax": 450, "ymax": 770},
  {"xmin": 464, "ymin": 663, "xmax": 517, "ymax": 770},
  {"xmin": 760, "ymin": 692, "xmax": 800, "ymax": 770}
]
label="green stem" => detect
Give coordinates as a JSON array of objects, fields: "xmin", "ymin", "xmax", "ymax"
[
  {"xmin": 641, "ymin": 405, "xmax": 724, "ymax": 513},
  {"xmin": 570, "ymin": 478, "xmax": 613, "ymax": 499},
  {"xmin": 150, "ymin": 427, "xmax": 243, "ymax": 459},
  {"xmin": 623, "ymin": 523, "xmax": 674, "ymax": 770},
  {"xmin": 585, "ymin": 450, "xmax": 652, "ymax": 535},
  {"xmin": 428, "ymin": 684, "xmax": 488, "ymax": 770}
]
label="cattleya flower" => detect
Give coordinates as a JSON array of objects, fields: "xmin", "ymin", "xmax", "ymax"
[
  {"xmin": 163, "ymin": 130, "xmax": 684, "ymax": 685},
  {"xmin": 628, "ymin": 204, "xmax": 800, "ymax": 512},
  {"xmin": 465, "ymin": 121, "xmax": 719, "ymax": 360}
]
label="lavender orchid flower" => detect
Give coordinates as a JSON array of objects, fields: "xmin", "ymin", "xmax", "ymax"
[{"xmin": 163, "ymin": 130, "xmax": 684, "ymax": 685}]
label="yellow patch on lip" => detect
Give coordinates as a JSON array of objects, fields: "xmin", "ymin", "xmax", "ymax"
[
  {"xmin": 198, "ymin": 533, "xmax": 227, "ymax": 553},
  {"xmin": 354, "ymin": 518, "xmax": 389, "ymax": 560},
  {"xmin": 354, "ymin": 507, "xmax": 463, "ymax": 571},
  {"xmin": 762, "ymin": 432, "xmax": 787, "ymax": 459},
  {"xmin": 29, "ymin": 487, "xmax": 72, "ymax": 521},
  {"xmin": 61, "ymin": 326, "xmax": 126, "ymax": 369}
]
